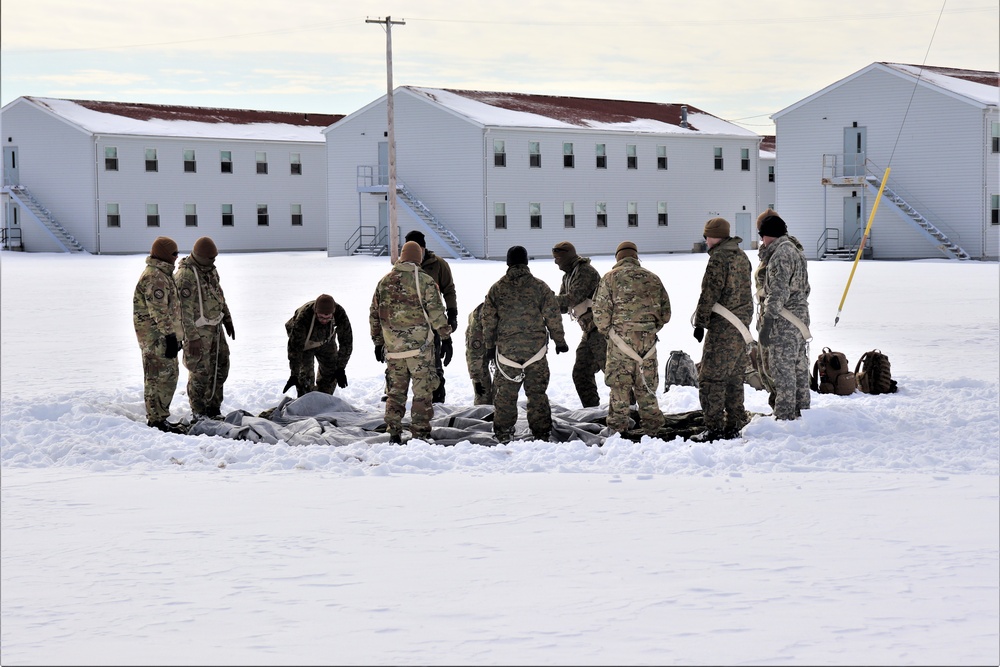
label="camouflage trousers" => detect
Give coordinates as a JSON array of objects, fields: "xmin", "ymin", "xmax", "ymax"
[
  {"xmin": 572, "ymin": 327, "xmax": 607, "ymax": 408},
  {"xmin": 292, "ymin": 343, "xmax": 341, "ymax": 395},
  {"xmin": 762, "ymin": 319, "xmax": 811, "ymax": 420},
  {"xmin": 384, "ymin": 348, "xmax": 439, "ymax": 438},
  {"xmin": 604, "ymin": 330, "xmax": 664, "ymax": 435},
  {"xmin": 140, "ymin": 339, "xmax": 179, "ymax": 423},
  {"xmin": 183, "ymin": 325, "xmax": 230, "ymax": 417},
  {"xmin": 698, "ymin": 326, "xmax": 749, "ymax": 433},
  {"xmin": 493, "ymin": 356, "xmax": 551, "ymax": 441}
]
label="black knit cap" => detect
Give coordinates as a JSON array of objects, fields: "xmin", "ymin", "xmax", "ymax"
[
  {"xmin": 404, "ymin": 230, "xmax": 426, "ymax": 248},
  {"xmin": 506, "ymin": 245, "xmax": 529, "ymax": 266},
  {"xmin": 758, "ymin": 214, "xmax": 788, "ymax": 238}
]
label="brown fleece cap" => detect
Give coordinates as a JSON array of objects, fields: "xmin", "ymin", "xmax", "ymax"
[
  {"xmin": 150, "ymin": 236, "xmax": 178, "ymax": 262},
  {"xmin": 615, "ymin": 240, "xmax": 638, "ymax": 261},
  {"xmin": 192, "ymin": 236, "xmax": 218, "ymax": 260},
  {"xmin": 315, "ymin": 294, "xmax": 335, "ymax": 315},
  {"xmin": 399, "ymin": 241, "xmax": 424, "ymax": 264},
  {"xmin": 703, "ymin": 217, "xmax": 730, "ymax": 239}
]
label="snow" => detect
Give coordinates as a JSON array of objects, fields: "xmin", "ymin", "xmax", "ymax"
[
  {"xmin": 886, "ymin": 63, "xmax": 999, "ymax": 106},
  {"xmin": 1, "ymin": 250, "xmax": 998, "ymax": 665}
]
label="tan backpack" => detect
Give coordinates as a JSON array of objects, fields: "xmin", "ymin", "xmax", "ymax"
[
  {"xmin": 855, "ymin": 349, "xmax": 898, "ymax": 395},
  {"xmin": 810, "ymin": 347, "xmax": 857, "ymax": 395}
]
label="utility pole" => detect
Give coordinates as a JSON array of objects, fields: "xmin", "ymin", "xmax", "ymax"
[{"xmin": 366, "ymin": 15, "xmax": 405, "ymax": 263}]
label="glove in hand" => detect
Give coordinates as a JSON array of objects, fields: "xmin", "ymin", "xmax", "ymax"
[
  {"xmin": 164, "ymin": 333, "xmax": 179, "ymax": 359},
  {"xmin": 374, "ymin": 344, "xmax": 385, "ymax": 363},
  {"xmin": 693, "ymin": 326, "xmax": 705, "ymax": 343},
  {"xmin": 555, "ymin": 341, "xmax": 569, "ymax": 354},
  {"xmin": 224, "ymin": 320, "xmax": 235, "ymax": 339},
  {"xmin": 282, "ymin": 375, "xmax": 296, "ymax": 393},
  {"xmin": 473, "ymin": 381, "xmax": 486, "ymax": 396},
  {"xmin": 441, "ymin": 338, "xmax": 454, "ymax": 366},
  {"xmin": 447, "ymin": 307, "xmax": 458, "ymax": 333},
  {"xmin": 758, "ymin": 317, "xmax": 774, "ymax": 346},
  {"xmin": 335, "ymin": 368, "xmax": 348, "ymax": 388},
  {"xmin": 486, "ymin": 347, "xmax": 497, "ymax": 364}
]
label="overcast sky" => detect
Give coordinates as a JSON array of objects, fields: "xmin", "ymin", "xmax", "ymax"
[{"xmin": 1, "ymin": 0, "xmax": 996, "ymax": 134}]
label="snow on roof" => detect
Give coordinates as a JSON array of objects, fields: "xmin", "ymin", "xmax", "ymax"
[
  {"xmin": 23, "ymin": 97, "xmax": 344, "ymax": 142},
  {"xmin": 883, "ymin": 63, "xmax": 999, "ymax": 106},
  {"xmin": 406, "ymin": 87, "xmax": 758, "ymax": 137},
  {"xmin": 759, "ymin": 134, "xmax": 776, "ymax": 158}
]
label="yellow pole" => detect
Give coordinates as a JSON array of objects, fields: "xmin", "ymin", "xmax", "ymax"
[{"xmin": 834, "ymin": 166, "xmax": 890, "ymax": 326}]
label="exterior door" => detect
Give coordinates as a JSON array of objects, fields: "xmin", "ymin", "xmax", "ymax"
[
  {"xmin": 734, "ymin": 212, "xmax": 751, "ymax": 249},
  {"xmin": 843, "ymin": 126, "xmax": 866, "ymax": 178},
  {"xmin": 378, "ymin": 200, "xmax": 388, "ymax": 244},
  {"xmin": 3, "ymin": 146, "xmax": 19, "ymax": 186},
  {"xmin": 377, "ymin": 141, "xmax": 388, "ymax": 185},
  {"xmin": 843, "ymin": 195, "xmax": 863, "ymax": 248}
]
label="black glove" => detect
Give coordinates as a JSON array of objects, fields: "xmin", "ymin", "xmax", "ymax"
[
  {"xmin": 164, "ymin": 333, "xmax": 179, "ymax": 359},
  {"xmin": 440, "ymin": 338, "xmax": 454, "ymax": 366},
  {"xmin": 758, "ymin": 317, "xmax": 774, "ymax": 346},
  {"xmin": 555, "ymin": 341, "xmax": 569, "ymax": 354},
  {"xmin": 224, "ymin": 320, "xmax": 235, "ymax": 339},
  {"xmin": 486, "ymin": 347, "xmax": 497, "ymax": 364},
  {"xmin": 473, "ymin": 381, "xmax": 486, "ymax": 396},
  {"xmin": 693, "ymin": 326, "xmax": 705, "ymax": 343},
  {"xmin": 335, "ymin": 368, "xmax": 348, "ymax": 388},
  {"xmin": 282, "ymin": 375, "xmax": 296, "ymax": 393},
  {"xmin": 374, "ymin": 344, "xmax": 385, "ymax": 363},
  {"xmin": 447, "ymin": 307, "xmax": 458, "ymax": 332}
]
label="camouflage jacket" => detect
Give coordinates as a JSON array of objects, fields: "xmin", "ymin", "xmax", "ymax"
[
  {"xmin": 174, "ymin": 255, "xmax": 233, "ymax": 333},
  {"xmin": 370, "ymin": 261, "xmax": 451, "ymax": 354},
  {"xmin": 755, "ymin": 235, "xmax": 811, "ymax": 327},
  {"xmin": 592, "ymin": 257, "xmax": 671, "ymax": 336},
  {"xmin": 694, "ymin": 236, "xmax": 753, "ymax": 330},
  {"xmin": 557, "ymin": 255, "xmax": 602, "ymax": 332},
  {"xmin": 481, "ymin": 265, "xmax": 565, "ymax": 361},
  {"xmin": 465, "ymin": 302, "xmax": 489, "ymax": 382},
  {"xmin": 420, "ymin": 250, "xmax": 457, "ymax": 311},
  {"xmin": 286, "ymin": 299, "xmax": 353, "ymax": 368},
  {"xmin": 133, "ymin": 256, "xmax": 184, "ymax": 346}
]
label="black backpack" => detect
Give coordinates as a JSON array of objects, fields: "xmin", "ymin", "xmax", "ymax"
[
  {"xmin": 810, "ymin": 347, "xmax": 857, "ymax": 395},
  {"xmin": 855, "ymin": 349, "xmax": 898, "ymax": 395}
]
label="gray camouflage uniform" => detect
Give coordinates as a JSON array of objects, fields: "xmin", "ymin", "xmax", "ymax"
[
  {"xmin": 370, "ymin": 261, "xmax": 451, "ymax": 439},
  {"xmin": 756, "ymin": 235, "xmax": 812, "ymax": 420},
  {"xmin": 286, "ymin": 299, "xmax": 353, "ymax": 395},
  {"xmin": 175, "ymin": 255, "xmax": 233, "ymax": 417},
  {"xmin": 481, "ymin": 265, "xmax": 566, "ymax": 442},
  {"xmin": 556, "ymin": 256, "xmax": 606, "ymax": 408},
  {"xmin": 693, "ymin": 236, "xmax": 753, "ymax": 434},
  {"xmin": 133, "ymin": 256, "xmax": 185, "ymax": 424},
  {"xmin": 592, "ymin": 257, "xmax": 670, "ymax": 435}
]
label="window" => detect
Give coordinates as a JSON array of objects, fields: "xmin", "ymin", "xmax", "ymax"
[
  {"xmin": 184, "ymin": 149, "xmax": 197, "ymax": 173},
  {"xmin": 256, "ymin": 151, "xmax": 268, "ymax": 174},
  {"xmin": 529, "ymin": 141, "xmax": 541, "ymax": 168},
  {"xmin": 291, "ymin": 203, "xmax": 303, "ymax": 226},
  {"xmin": 221, "ymin": 151, "xmax": 233, "ymax": 173},
  {"xmin": 146, "ymin": 204, "xmax": 160, "ymax": 227},
  {"xmin": 657, "ymin": 145, "xmax": 667, "ymax": 170},
  {"xmin": 290, "ymin": 153, "xmax": 302, "ymax": 175},
  {"xmin": 627, "ymin": 202, "xmax": 638, "ymax": 227},
  {"xmin": 657, "ymin": 201, "xmax": 668, "ymax": 227},
  {"xmin": 992, "ymin": 195, "xmax": 999, "ymax": 225},
  {"xmin": 222, "ymin": 204, "xmax": 234, "ymax": 227},
  {"xmin": 626, "ymin": 144, "xmax": 637, "ymax": 169},
  {"xmin": 104, "ymin": 147, "xmax": 118, "ymax": 171},
  {"xmin": 768, "ymin": 165, "xmax": 775, "ymax": 182},
  {"xmin": 595, "ymin": 143, "xmax": 606, "ymax": 169},
  {"xmin": 714, "ymin": 147, "xmax": 723, "ymax": 170},
  {"xmin": 145, "ymin": 148, "xmax": 158, "ymax": 172},
  {"xmin": 563, "ymin": 142, "xmax": 574, "ymax": 168},
  {"xmin": 993, "ymin": 122, "xmax": 1000, "ymax": 153},
  {"xmin": 494, "ymin": 202, "xmax": 507, "ymax": 229},
  {"xmin": 596, "ymin": 202, "xmax": 607, "ymax": 227},
  {"xmin": 529, "ymin": 202, "xmax": 542, "ymax": 228},
  {"xmin": 257, "ymin": 204, "xmax": 269, "ymax": 226},
  {"xmin": 494, "ymin": 140, "xmax": 506, "ymax": 167},
  {"xmin": 185, "ymin": 204, "xmax": 198, "ymax": 227},
  {"xmin": 564, "ymin": 202, "xmax": 575, "ymax": 228},
  {"xmin": 106, "ymin": 203, "xmax": 120, "ymax": 227},
  {"xmin": 741, "ymin": 148, "xmax": 750, "ymax": 171}
]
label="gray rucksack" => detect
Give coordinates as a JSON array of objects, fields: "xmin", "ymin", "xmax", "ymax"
[{"xmin": 664, "ymin": 350, "xmax": 699, "ymax": 391}]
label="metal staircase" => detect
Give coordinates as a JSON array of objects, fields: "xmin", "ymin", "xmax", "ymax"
[
  {"xmin": 5, "ymin": 185, "xmax": 87, "ymax": 252},
  {"xmin": 395, "ymin": 183, "xmax": 473, "ymax": 260},
  {"xmin": 864, "ymin": 176, "xmax": 970, "ymax": 261}
]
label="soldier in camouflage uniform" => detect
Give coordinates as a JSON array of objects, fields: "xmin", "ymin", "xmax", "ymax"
[
  {"xmin": 175, "ymin": 237, "xmax": 235, "ymax": 420},
  {"xmin": 481, "ymin": 246, "xmax": 568, "ymax": 443},
  {"xmin": 690, "ymin": 218, "xmax": 753, "ymax": 442},
  {"xmin": 592, "ymin": 241, "xmax": 671, "ymax": 436},
  {"xmin": 465, "ymin": 301, "xmax": 494, "ymax": 405},
  {"xmin": 552, "ymin": 241, "xmax": 606, "ymax": 408},
  {"xmin": 403, "ymin": 230, "xmax": 457, "ymax": 403},
  {"xmin": 133, "ymin": 236, "xmax": 186, "ymax": 433},
  {"xmin": 370, "ymin": 241, "xmax": 452, "ymax": 443},
  {"xmin": 755, "ymin": 209, "xmax": 812, "ymax": 420},
  {"xmin": 285, "ymin": 294, "xmax": 353, "ymax": 397}
]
